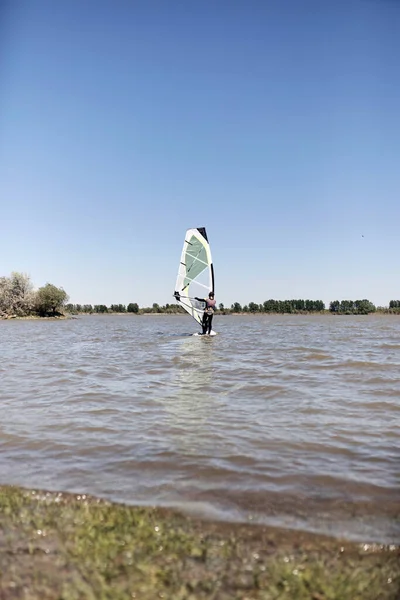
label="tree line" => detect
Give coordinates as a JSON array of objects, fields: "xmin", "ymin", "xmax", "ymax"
[
  {"xmin": 64, "ymin": 298, "xmax": 399, "ymax": 315},
  {"xmin": 229, "ymin": 299, "xmax": 326, "ymax": 313},
  {"xmin": 1, "ymin": 272, "xmax": 399, "ymax": 318},
  {"xmin": 64, "ymin": 302, "xmax": 185, "ymax": 314}
]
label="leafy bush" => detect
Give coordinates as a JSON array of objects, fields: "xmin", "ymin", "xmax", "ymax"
[
  {"xmin": 0, "ymin": 272, "xmax": 35, "ymax": 316},
  {"xmin": 34, "ymin": 284, "xmax": 69, "ymax": 316}
]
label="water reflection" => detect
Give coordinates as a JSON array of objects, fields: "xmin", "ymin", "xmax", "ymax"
[{"xmin": 163, "ymin": 336, "xmax": 216, "ymax": 455}]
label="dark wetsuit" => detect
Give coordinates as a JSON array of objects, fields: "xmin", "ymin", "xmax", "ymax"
[{"xmin": 196, "ymin": 297, "xmax": 216, "ymax": 334}]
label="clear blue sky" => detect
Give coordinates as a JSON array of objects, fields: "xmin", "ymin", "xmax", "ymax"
[{"xmin": 1, "ymin": 0, "xmax": 399, "ymax": 307}]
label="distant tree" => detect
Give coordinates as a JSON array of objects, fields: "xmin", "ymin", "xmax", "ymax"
[
  {"xmin": 110, "ymin": 304, "xmax": 126, "ymax": 313},
  {"xmin": 127, "ymin": 302, "xmax": 139, "ymax": 313},
  {"xmin": 304, "ymin": 300, "xmax": 314, "ymax": 312},
  {"xmin": 263, "ymin": 299, "xmax": 277, "ymax": 313},
  {"xmin": 162, "ymin": 303, "xmax": 178, "ymax": 313},
  {"xmin": 94, "ymin": 304, "xmax": 108, "ymax": 313},
  {"xmin": 219, "ymin": 303, "xmax": 224, "ymax": 311},
  {"xmin": 294, "ymin": 299, "xmax": 305, "ymax": 311},
  {"xmin": 282, "ymin": 301, "xmax": 293, "ymax": 313},
  {"xmin": 82, "ymin": 304, "xmax": 93, "ymax": 313},
  {"xmin": 329, "ymin": 299, "xmax": 375, "ymax": 315},
  {"xmin": 34, "ymin": 283, "xmax": 69, "ymax": 316},
  {"xmin": 173, "ymin": 304, "xmax": 186, "ymax": 314},
  {"xmin": 248, "ymin": 302, "xmax": 259, "ymax": 312},
  {"xmin": 339, "ymin": 300, "xmax": 352, "ymax": 314},
  {"xmin": 231, "ymin": 302, "xmax": 242, "ymax": 312},
  {"xmin": 354, "ymin": 299, "xmax": 376, "ymax": 314},
  {"xmin": 152, "ymin": 303, "xmax": 161, "ymax": 313}
]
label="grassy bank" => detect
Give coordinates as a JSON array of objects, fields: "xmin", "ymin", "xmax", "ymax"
[{"xmin": 0, "ymin": 485, "xmax": 398, "ymax": 599}]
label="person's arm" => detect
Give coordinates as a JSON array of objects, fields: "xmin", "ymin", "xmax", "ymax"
[{"xmin": 194, "ymin": 297, "xmax": 206, "ymax": 306}]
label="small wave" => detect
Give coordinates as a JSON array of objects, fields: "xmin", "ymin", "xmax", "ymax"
[
  {"xmin": 379, "ymin": 343, "xmax": 400, "ymax": 350},
  {"xmin": 340, "ymin": 360, "xmax": 398, "ymax": 370}
]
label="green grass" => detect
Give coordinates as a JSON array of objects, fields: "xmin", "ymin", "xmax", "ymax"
[{"xmin": 0, "ymin": 485, "xmax": 398, "ymax": 599}]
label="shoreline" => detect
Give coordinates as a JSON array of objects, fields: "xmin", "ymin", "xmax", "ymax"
[
  {"xmin": 2, "ymin": 311, "xmax": 400, "ymax": 321},
  {"xmin": 0, "ymin": 484, "xmax": 398, "ymax": 599},
  {"xmin": 0, "ymin": 314, "xmax": 70, "ymax": 321}
]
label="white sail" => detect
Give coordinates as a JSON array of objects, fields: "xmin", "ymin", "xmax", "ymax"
[{"xmin": 174, "ymin": 227, "xmax": 215, "ymax": 326}]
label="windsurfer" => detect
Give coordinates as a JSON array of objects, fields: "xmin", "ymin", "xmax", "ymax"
[{"xmin": 195, "ymin": 292, "xmax": 216, "ymax": 335}]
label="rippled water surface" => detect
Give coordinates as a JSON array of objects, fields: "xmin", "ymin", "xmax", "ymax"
[{"xmin": 1, "ymin": 315, "xmax": 399, "ymax": 542}]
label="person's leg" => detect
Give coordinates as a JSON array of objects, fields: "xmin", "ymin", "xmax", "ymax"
[
  {"xmin": 202, "ymin": 313, "xmax": 207, "ymax": 334},
  {"xmin": 207, "ymin": 314, "xmax": 213, "ymax": 334}
]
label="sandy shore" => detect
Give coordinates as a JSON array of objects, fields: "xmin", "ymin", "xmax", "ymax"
[{"xmin": 0, "ymin": 485, "xmax": 398, "ymax": 599}]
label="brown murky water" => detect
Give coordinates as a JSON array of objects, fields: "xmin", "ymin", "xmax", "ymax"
[{"xmin": 1, "ymin": 314, "xmax": 399, "ymax": 542}]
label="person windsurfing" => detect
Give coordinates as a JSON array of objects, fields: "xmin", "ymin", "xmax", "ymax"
[{"xmin": 195, "ymin": 292, "xmax": 216, "ymax": 335}]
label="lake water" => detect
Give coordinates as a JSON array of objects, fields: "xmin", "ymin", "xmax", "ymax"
[{"xmin": 1, "ymin": 314, "xmax": 399, "ymax": 543}]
